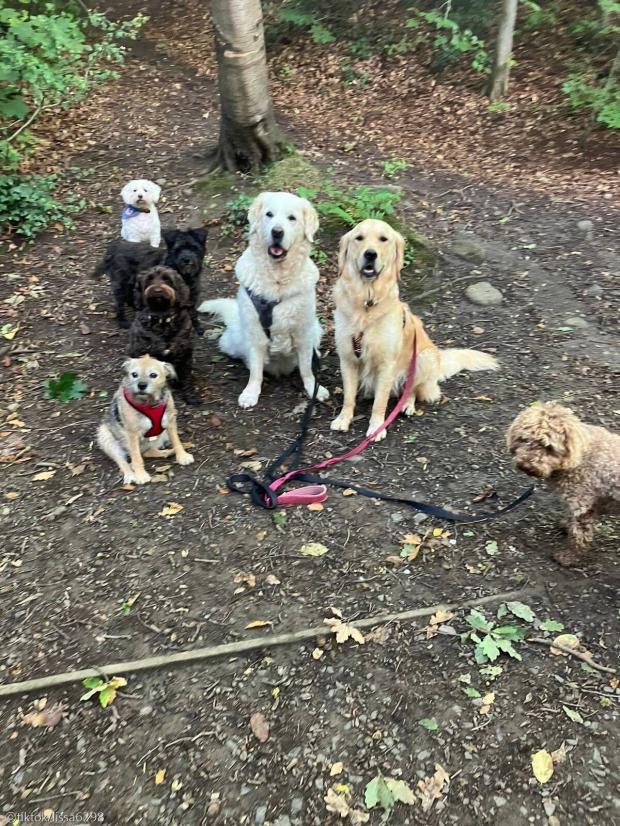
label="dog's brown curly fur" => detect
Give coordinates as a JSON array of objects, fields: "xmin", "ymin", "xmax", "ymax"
[
  {"xmin": 507, "ymin": 401, "xmax": 620, "ymax": 565},
  {"xmin": 129, "ymin": 266, "xmax": 200, "ymax": 405}
]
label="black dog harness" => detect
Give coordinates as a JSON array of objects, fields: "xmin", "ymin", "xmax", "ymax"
[{"xmin": 245, "ymin": 287, "xmax": 279, "ymax": 339}]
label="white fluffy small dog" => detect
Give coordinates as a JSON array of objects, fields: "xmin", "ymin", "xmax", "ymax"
[
  {"xmin": 199, "ymin": 191, "xmax": 329, "ymax": 408},
  {"xmin": 120, "ymin": 179, "xmax": 161, "ymax": 247}
]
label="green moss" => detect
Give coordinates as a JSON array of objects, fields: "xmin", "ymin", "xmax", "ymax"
[
  {"xmin": 193, "ymin": 170, "xmax": 239, "ymax": 217},
  {"xmin": 258, "ymin": 154, "xmax": 324, "ymax": 192}
]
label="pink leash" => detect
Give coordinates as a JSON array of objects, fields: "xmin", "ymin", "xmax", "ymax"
[{"xmin": 269, "ymin": 334, "xmax": 418, "ymax": 506}]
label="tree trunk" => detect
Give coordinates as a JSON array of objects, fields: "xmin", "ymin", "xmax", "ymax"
[
  {"xmin": 210, "ymin": 0, "xmax": 284, "ymax": 172},
  {"xmin": 488, "ymin": 0, "xmax": 519, "ymax": 101}
]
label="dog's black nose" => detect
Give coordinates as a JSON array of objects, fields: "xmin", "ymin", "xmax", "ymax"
[
  {"xmin": 271, "ymin": 227, "xmax": 284, "ymax": 242},
  {"xmin": 364, "ymin": 249, "xmax": 378, "ymax": 261},
  {"xmin": 136, "ymin": 194, "xmax": 144, "ymax": 200},
  {"xmin": 138, "ymin": 381, "xmax": 148, "ymax": 391}
]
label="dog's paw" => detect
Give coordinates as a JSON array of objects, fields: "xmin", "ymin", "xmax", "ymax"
[
  {"xmin": 239, "ymin": 386, "xmax": 260, "ymax": 408},
  {"xmin": 404, "ymin": 400, "xmax": 416, "ymax": 416},
  {"xmin": 133, "ymin": 470, "xmax": 151, "ymax": 485},
  {"xmin": 330, "ymin": 413, "xmax": 351, "ymax": 432},
  {"xmin": 123, "ymin": 472, "xmax": 137, "ymax": 485},
  {"xmin": 367, "ymin": 421, "xmax": 387, "ymax": 442},
  {"xmin": 177, "ymin": 450, "xmax": 194, "ymax": 466},
  {"xmin": 316, "ymin": 385, "xmax": 330, "ymax": 402}
]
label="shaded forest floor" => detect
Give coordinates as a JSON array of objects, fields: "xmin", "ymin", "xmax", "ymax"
[{"xmin": 0, "ymin": 1, "xmax": 619, "ymax": 825}]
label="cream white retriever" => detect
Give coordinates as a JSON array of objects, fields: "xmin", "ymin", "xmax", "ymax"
[
  {"xmin": 332, "ymin": 219, "xmax": 499, "ymax": 441},
  {"xmin": 199, "ymin": 192, "xmax": 329, "ymax": 408},
  {"xmin": 120, "ymin": 179, "xmax": 161, "ymax": 247}
]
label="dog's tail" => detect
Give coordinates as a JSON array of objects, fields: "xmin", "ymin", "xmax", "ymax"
[
  {"xmin": 438, "ymin": 348, "xmax": 499, "ymax": 380},
  {"xmin": 198, "ymin": 298, "xmax": 238, "ymax": 327}
]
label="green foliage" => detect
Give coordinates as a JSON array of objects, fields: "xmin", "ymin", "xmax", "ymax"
[
  {"xmin": 223, "ymin": 192, "xmax": 254, "ymax": 231},
  {"xmin": 408, "ymin": 9, "xmax": 489, "ymax": 74},
  {"xmin": 340, "ymin": 60, "xmax": 371, "ymax": 87},
  {"xmin": 297, "ymin": 182, "xmax": 401, "ymax": 228},
  {"xmin": 43, "ymin": 371, "xmax": 87, "ymax": 402},
  {"xmin": 365, "ymin": 775, "xmax": 415, "ymax": 816},
  {"xmin": 563, "ymin": 70, "xmax": 620, "ymax": 129},
  {"xmin": 0, "ymin": 1, "xmax": 145, "ymax": 237},
  {"xmin": 465, "ymin": 609, "xmax": 525, "ymax": 664},
  {"xmin": 276, "ymin": 3, "xmax": 334, "ymax": 45},
  {"xmin": 382, "ymin": 159, "xmax": 410, "ymax": 178},
  {"xmin": 0, "ymin": 172, "xmax": 83, "ymax": 238},
  {"xmin": 487, "ymin": 101, "xmax": 510, "ymax": 115},
  {"xmin": 521, "ymin": 0, "xmax": 557, "ymax": 30}
]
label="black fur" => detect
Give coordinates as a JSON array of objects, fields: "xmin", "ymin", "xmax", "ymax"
[
  {"xmin": 164, "ymin": 227, "xmax": 208, "ymax": 335},
  {"xmin": 92, "ymin": 240, "xmax": 164, "ymax": 328},
  {"xmin": 93, "ymin": 228, "xmax": 208, "ymax": 331},
  {"xmin": 129, "ymin": 266, "xmax": 200, "ymax": 405}
]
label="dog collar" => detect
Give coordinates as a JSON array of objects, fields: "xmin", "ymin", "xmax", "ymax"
[
  {"xmin": 123, "ymin": 389, "xmax": 167, "ymax": 437},
  {"xmin": 121, "ymin": 205, "xmax": 150, "ymax": 219}
]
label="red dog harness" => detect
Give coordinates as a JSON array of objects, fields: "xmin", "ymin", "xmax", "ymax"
[{"xmin": 123, "ymin": 389, "xmax": 167, "ymax": 438}]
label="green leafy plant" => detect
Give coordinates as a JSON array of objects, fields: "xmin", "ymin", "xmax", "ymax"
[
  {"xmin": 465, "ymin": 608, "xmax": 525, "ymax": 664},
  {"xmin": 80, "ymin": 675, "xmax": 127, "ymax": 708},
  {"xmin": 487, "ymin": 101, "xmax": 510, "ymax": 115},
  {"xmin": 43, "ymin": 371, "xmax": 87, "ymax": 402},
  {"xmin": 276, "ymin": 3, "xmax": 334, "ymax": 45},
  {"xmin": 223, "ymin": 192, "xmax": 254, "ymax": 233},
  {"xmin": 0, "ymin": 172, "xmax": 83, "ymax": 238},
  {"xmin": 297, "ymin": 182, "xmax": 401, "ymax": 227},
  {"xmin": 382, "ymin": 159, "xmax": 410, "ymax": 178},
  {"xmin": 365, "ymin": 774, "xmax": 415, "ymax": 817},
  {"xmin": 521, "ymin": 0, "xmax": 557, "ymax": 29},
  {"xmin": 408, "ymin": 10, "xmax": 489, "ymax": 74},
  {"xmin": 563, "ymin": 70, "xmax": 620, "ymax": 129}
]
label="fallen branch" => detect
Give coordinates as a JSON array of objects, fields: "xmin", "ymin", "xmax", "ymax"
[
  {"xmin": 0, "ymin": 589, "xmax": 533, "ymax": 698},
  {"xmin": 527, "ymin": 637, "xmax": 616, "ymax": 675},
  {"xmin": 413, "ymin": 273, "xmax": 482, "ymax": 302}
]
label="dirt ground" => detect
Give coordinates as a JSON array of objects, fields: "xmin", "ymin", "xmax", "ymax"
[{"xmin": 1, "ymin": 2, "xmax": 619, "ymax": 825}]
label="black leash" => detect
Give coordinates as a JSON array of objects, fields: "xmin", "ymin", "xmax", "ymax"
[{"xmin": 226, "ymin": 355, "xmax": 536, "ymax": 522}]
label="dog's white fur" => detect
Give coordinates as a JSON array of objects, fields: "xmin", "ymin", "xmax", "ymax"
[
  {"xmin": 199, "ymin": 192, "xmax": 329, "ymax": 408},
  {"xmin": 120, "ymin": 179, "xmax": 161, "ymax": 247}
]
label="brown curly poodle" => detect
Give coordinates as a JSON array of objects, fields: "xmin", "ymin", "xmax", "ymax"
[{"xmin": 506, "ymin": 401, "xmax": 620, "ymax": 566}]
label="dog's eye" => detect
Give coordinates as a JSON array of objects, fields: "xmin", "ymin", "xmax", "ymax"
[
  {"xmin": 355, "ymin": 235, "xmax": 364, "ymax": 241},
  {"xmin": 149, "ymin": 372, "xmax": 157, "ymax": 379},
  {"xmin": 266, "ymin": 211, "xmax": 274, "ymax": 218},
  {"xmin": 288, "ymin": 215, "xmax": 296, "ymax": 222},
  {"xmin": 380, "ymin": 236, "xmax": 388, "ymax": 242},
  {"xmin": 131, "ymin": 371, "xmax": 138, "ymax": 378}
]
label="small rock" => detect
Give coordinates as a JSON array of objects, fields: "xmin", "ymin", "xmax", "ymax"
[
  {"xmin": 155, "ymin": 178, "xmax": 167, "ymax": 186},
  {"xmin": 577, "ymin": 219, "xmax": 593, "ymax": 234},
  {"xmin": 255, "ymin": 804, "xmax": 267, "ymax": 825},
  {"xmin": 465, "ymin": 281, "xmax": 503, "ymax": 306},
  {"xmin": 450, "ymin": 237, "xmax": 487, "ymax": 264},
  {"xmin": 494, "ymin": 796, "xmax": 507, "ymax": 807},
  {"xmin": 565, "ymin": 316, "xmax": 590, "ymax": 329},
  {"xmin": 291, "ymin": 798, "xmax": 303, "ymax": 815},
  {"xmin": 585, "ymin": 283, "xmax": 603, "ymax": 297},
  {"xmin": 274, "ymin": 817, "xmax": 291, "ymax": 826},
  {"xmin": 390, "ymin": 511, "xmax": 405, "ymax": 524},
  {"xmin": 413, "ymin": 512, "xmax": 428, "ymax": 524}
]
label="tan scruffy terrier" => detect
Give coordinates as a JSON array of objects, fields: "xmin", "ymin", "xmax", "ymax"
[
  {"xmin": 507, "ymin": 401, "xmax": 620, "ymax": 566},
  {"xmin": 98, "ymin": 355, "xmax": 194, "ymax": 485}
]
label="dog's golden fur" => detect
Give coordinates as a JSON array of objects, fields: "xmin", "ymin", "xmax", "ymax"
[
  {"xmin": 331, "ymin": 219, "xmax": 498, "ymax": 441},
  {"xmin": 97, "ymin": 355, "xmax": 194, "ymax": 485},
  {"xmin": 507, "ymin": 401, "xmax": 620, "ymax": 565}
]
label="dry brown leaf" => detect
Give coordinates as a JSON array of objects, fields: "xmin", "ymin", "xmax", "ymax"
[
  {"xmin": 324, "ymin": 787, "xmax": 350, "ymax": 818},
  {"xmin": 155, "ymin": 768, "xmax": 166, "ymax": 785},
  {"xmin": 342, "ymin": 488, "xmax": 357, "ymax": 496},
  {"xmin": 4, "ymin": 491, "xmax": 18, "ymax": 500},
  {"xmin": 245, "ymin": 620, "xmax": 272, "ymax": 629},
  {"xmin": 324, "ymin": 618, "xmax": 365, "ymax": 645},
  {"xmin": 22, "ymin": 703, "xmax": 64, "ymax": 728},
  {"xmin": 330, "ymin": 761, "xmax": 344, "ymax": 776},
  {"xmin": 240, "ymin": 460, "xmax": 262, "ymax": 472},
  {"xmin": 312, "ymin": 647, "xmax": 324, "ymax": 660},
  {"xmin": 307, "ymin": 502, "xmax": 324, "ymax": 511},
  {"xmin": 33, "ymin": 470, "xmax": 55, "ymax": 481},
  {"xmin": 265, "ymin": 574, "xmax": 281, "ymax": 585},
  {"xmin": 385, "ymin": 555, "xmax": 404, "ymax": 566},
  {"xmin": 250, "ymin": 712, "xmax": 269, "ymax": 742},
  {"xmin": 365, "ymin": 625, "xmax": 392, "ymax": 645},
  {"xmin": 418, "ymin": 763, "xmax": 449, "ymax": 812},
  {"xmin": 159, "ymin": 502, "xmax": 183, "ymax": 517}
]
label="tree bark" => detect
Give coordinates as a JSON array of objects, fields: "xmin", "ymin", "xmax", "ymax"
[
  {"xmin": 488, "ymin": 0, "xmax": 519, "ymax": 101},
  {"xmin": 210, "ymin": 0, "xmax": 284, "ymax": 172}
]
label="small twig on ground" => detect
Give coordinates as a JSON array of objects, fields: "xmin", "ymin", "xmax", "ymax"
[
  {"xmin": 437, "ymin": 183, "xmax": 476, "ymax": 199},
  {"xmin": 527, "ymin": 637, "xmax": 616, "ymax": 674},
  {"xmin": 0, "ymin": 588, "xmax": 534, "ymax": 698},
  {"xmin": 413, "ymin": 273, "xmax": 481, "ymax": 302}
]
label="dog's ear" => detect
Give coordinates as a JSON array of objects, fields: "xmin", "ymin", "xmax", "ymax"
[
  {"xmin": 163, "ymin": 229, "xmax": 178, "ymax": 249},
  {"xmin": 338, "ymin": 229, "xmax": 353, "ymax": 276},
  {"xmin": 120, "ymin": 182, "xmax": 132, "ymax": 203},
  {"xmin": 171, "ymin": 270, "xmax": 191, "ymax": 306},
  {"xmin": 133, "ymin": 270, "xmax": 148, "ymax": 310},
  {"xmin": 122, "ymin": 358, "xmax": 136, "ymax": 375},
  {"xmin": 189, "ymin": 227, "xmax": 208, "ymax": 247},
  {"xmin": 300, "ymin": 198, "xmax": 319, "ymax": 244},
  {"xmin": 162, "ymin": 361, "xmax": 177, "ymax": 381},
  {"xmin": 150, "ymin": 182, "xmax": 162, "ymax": 204},
  {"xmin": 247, "ymin": 194, "xmax": 264, "ymax": 235},
  {"xmin": 393, "ymin": 230, "xmax": 405, "ymax": 277}
]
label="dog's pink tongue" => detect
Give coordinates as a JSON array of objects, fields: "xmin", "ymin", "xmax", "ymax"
[{"xmin": 269, "ymin": 245, "xmax": 284, "ymax": 257}]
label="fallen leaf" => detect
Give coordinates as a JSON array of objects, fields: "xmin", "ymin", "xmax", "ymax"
[
  {"xmin": 385, "ymin": 554, "xmax": 404, "ymax": 566},
  {"xmin": 365, "ymin": 775, "xmax": 415, "ymax": 815},
  {"xmin": 250, "ymin": 712, "xmax": 269, "ymax": 742},
  {"xmin": 155, "ymin": 769, "xmax": 166, "ymax": 785},
  {"xmin": 324, "ymin": 787, "xmax": 351, "ymax": 818},
  {"xmin": 240, "ymin": 460, "xmax": 262, "ymax": 472},
  {"xmin": 68, "ymin": 463, "xmax": 86, "ymax": 476},
  {"xmin": 531, "ymin": 749, "xmax": 554, "ymax": 783},
  {"xmin": 0, "ymin": 323, "xmax": 19, "ymax": 340},
  {"xmin": 417, "ymin": 764, "xmax": 449, "ymax": 812},
  {"xmin": 402, "ymin": 533, "xmax": 422, "ymax": 545},
  {"xmin": 256, "ymin": 529, "xmax": 267, "ymax": 541},
  {"xmin": 551, "ymin": 742, "xmax": 568, "ymax": 765},
  {"xmin": 562, "ymin": 706, "xmax": 584, "ymax": 724},
  {"xmin": 429, "ymin": 609, "xmax": 454, "ymax": 626},
  {"xmin": 342, "ymin": 488, "xmax": 357, "ymax": 496},
  {"xmin": 312, "ymin": 647, "xmax": 324, "ymax": 660},
  {"xmin": 419, "ymin": 717, "xmax": 438, "ymax": 731},
  {"xmin": 33, "ymin": 470, "xmax": 56, "ymax": 481},
  {"xmin": 307, "ymin": 502, "xmax": 324, "ymax": 511},
  {"xmin": 159, "ymin": 502, "xmax": 183, "ymax": 517},
  {"xmin": 79, "ymin": 322, "xmax": 90, "ymax": 335},
  {"xmin": 330, "ymin": 761, "xmax": 344, "ymax": 776},
  {"xmin": 4, "ymin": 491, "xmax": 18, "ymax": 500},
  {"xmin": 22, "ymin": 704, "xmax": 64, "ymax": 728},
  {"xmin": 171, "ymin": 777, "xmax": 183, "ymax": 792},
  {"xmin": 550, "ymin": 633, "xmax": 581, "ymax": 655},
  {"xmin": 265, "ymin": 574, "xmax": 281, "ymax": 585},
  {"xmin": 300, "ymin": 542, "xmax": 328, "ymax": 557},
  {"xmin": 324, "ymin": 618, "xmax": 365, "ymax": 645},
  {"xmin": 245, "ymin": 620, "xmax": 272, "ymax": 629},
  {"xmin": 365, "ymin": 625, "xmax": 392, "ymax": 645}
]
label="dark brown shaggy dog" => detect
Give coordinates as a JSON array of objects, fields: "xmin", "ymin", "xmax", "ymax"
[{"xmin": 129, "ymin": 266, "xmax": 200, "ymax": 405}]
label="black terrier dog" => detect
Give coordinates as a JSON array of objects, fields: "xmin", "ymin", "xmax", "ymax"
[
  {"xmin": 163, "ymin": 228, "xmax": 208, "ymax": 335},
  {"xmin": 129, "ymin": 266, "xmax": 200, "ymax": 405},
  {"xmin": 93, "ymin": 228, "xmax": 208, "ymax": 332}
]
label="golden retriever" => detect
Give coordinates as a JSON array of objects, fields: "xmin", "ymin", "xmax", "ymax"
[{"xmin": 331, "ymin": 219, "xmax": 499, "ymax": 442}]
